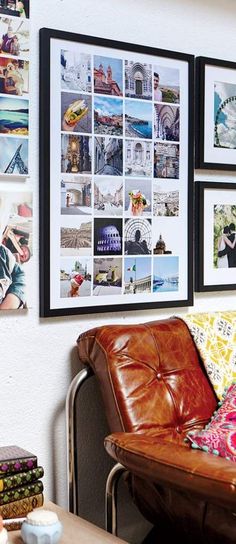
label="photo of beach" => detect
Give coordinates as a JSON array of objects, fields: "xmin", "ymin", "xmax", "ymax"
[
  {"xmin": 61, "ymin": 92, "xmax": 92, "ymax": 134},
  {"xmin": 125, "ymin": 100, "xmax": 152, "ymax": 139},
  {"xmin": 0, "ymin": 136, "xmax": 28, "ymax": 174},
  {"xmin": 94, "ymin": 96, "xmax": 123, "ymax": 136},
  {"xmin": 0, "ymin": 96, "xmax": 28, "ymax": 135}
]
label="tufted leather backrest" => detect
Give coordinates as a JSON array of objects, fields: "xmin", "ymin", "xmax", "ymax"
[{"xmin": 77, "ymin": 317, "xmax": 217, "ymax": 435}]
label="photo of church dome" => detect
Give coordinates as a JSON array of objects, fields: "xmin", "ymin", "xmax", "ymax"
[
  {"xmin": 94, "ymin": 218, "xmax": 122, "ymax": 256},
  {"xmin": 125, "ymin": 60, "xmax": 152, "ymax": 100}
]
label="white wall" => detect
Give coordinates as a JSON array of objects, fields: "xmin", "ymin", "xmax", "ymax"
[{"xmin": 1, "ymin": 0, "xmax": 236, "ymax": 521}]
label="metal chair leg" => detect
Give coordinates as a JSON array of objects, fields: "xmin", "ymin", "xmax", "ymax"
[
  {"xmin": 66, "ymin": 366, "xmax": 93, "ymax": 514},
  {"xmin": 105, "ymin": 463, "xmax": 128, "ymax": 535}
]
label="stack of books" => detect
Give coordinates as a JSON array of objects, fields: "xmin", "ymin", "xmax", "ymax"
[{"xmin": 0, "ymin": 445, "xmax": 44, "ymax": 531}]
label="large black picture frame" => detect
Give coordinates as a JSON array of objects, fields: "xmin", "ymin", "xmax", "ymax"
[
  {"xmin": 196, "ymin": 56, "xmax": 236, "ymax": 170},
  {"xmin": 195, "ymin": 181, "xmax": 236, "ymax": 292},
  {"xmin": 40, "ymin": 27, "xmax": 194, "ymax": 317}
]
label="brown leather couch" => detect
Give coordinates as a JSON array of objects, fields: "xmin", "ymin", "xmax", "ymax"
[{"xmin": 77, "ymin": 317, "xmax": 236, "ymax": 543}]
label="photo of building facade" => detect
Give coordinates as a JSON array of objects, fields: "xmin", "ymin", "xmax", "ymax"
[
  {"xmin": 94, "ymin": 56, "xmax": 123, "ymax": 96},
  {"xmin": 94, "ymin": 218, "xmax": 122, "ymax": 256},
  {"xmin": 94, "ymin": 136, "xmax": 123, "ymax": 175},
  {"xmin": 125, "ymin": 139, "xmax": 152, "ymax": 177},
  {"xmin": 154, "ymin": 142, "xmax": 179, "ymax": 179},
  {"xmin": 125, "ymin": 60, "xmax": 152, "ymax": 100},
  {"xmin": 61, "ymin": 134, "xmax": 92, "ymax": 174},
  {"xmin": 124, "ymin": 257, "xmax": 151, "ymax": 294}
]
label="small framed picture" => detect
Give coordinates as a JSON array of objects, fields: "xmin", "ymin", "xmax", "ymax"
[
  {"xmin": 196, "ymin": 57, "xmax": 236, "ymax": 170},
  {"xmin": 195, "ymin": 181, "xmax": 236, "ymax": 291}
]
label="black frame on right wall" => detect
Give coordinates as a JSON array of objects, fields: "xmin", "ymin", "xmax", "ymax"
[{"xmin": 195, "ymin": 56, "xmax": 236, "ymax": 170}]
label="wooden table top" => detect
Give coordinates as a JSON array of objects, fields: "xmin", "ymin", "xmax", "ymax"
[{"xmin": 9, "ymin": 501, "xmax": 128, "ymax": 544}]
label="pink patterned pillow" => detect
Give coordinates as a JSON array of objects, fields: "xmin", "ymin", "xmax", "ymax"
[{"xmin": 187, "ymin": 383, "xmax": 236, "ymax": 462}]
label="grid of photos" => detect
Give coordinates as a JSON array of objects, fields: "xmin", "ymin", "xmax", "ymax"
[
  {"xmin": 45, "ymin": 34, "xmax": 192, "ymax": 314},
  {"xmin": 0, "ymin": 0, "xmax": 31, "ymax": 311}
]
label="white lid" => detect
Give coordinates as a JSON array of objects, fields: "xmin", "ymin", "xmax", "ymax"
[{"xmin": 26, "ymin": 510, "xmax": 59, "ymax": 526}]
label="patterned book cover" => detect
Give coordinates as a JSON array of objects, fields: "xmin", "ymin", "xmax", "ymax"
[
  {"xmin": 0, "ymin": 493, "xmax": 44, "ymax": 519},
  {"xmin": 0, "ymin": 467, "xmax": 44, "ymax": 492},
  {"xmin": 0, "ymin": 480, "xmax": 43, "ymax": 506},
  {"xmin": 0, "ymin": 446, "xmax": 37, "ymax": 475}
]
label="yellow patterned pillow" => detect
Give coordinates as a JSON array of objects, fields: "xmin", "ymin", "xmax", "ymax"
[{"xmin": 180, "ymin": 312, "xmax": 236, "ymax": 400}]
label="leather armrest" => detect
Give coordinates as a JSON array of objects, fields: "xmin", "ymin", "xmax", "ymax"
[{"xmin": 105, "ymin": 432, "xmax": 236, "ymax": 511}]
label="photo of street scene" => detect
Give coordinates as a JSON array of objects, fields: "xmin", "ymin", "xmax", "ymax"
[
  {"xmin": 94, "ymin": 136, "xmax": 123, "ymax": 176},
  {"xmin": 0, "ymin": 96, "xmax": 28, "ymax": 135},
  {"xmin": 93, "ymin": 257, "xmax": 122, "ymax": 296},
  {"xmin": 153, "ymin": 181, "xmax": 179, "ymax": 216},
  {"xmin": 124, "ymin": 257, "xmax": 151, "ymax": 295},
  {"xmin": 94, "ymin": 96, "xmax": 123, "ymax": 136},
  {"xmin": 94, "ymin": 218, "xmax": 122, "ymax": 256},
  {"xmin": 61, "ymin": 134, "xmax": 92, "ymax": 174},
  {"xmin": 61, "ymin": 92, "xmax": 92, "ymax": 134},
  {"xmin": 61, "ymin": 176, "xmax": 92, "ymax": 215},
  {"xmin": 153, "ymin": 256, "xmax": 179, "ymax": 292},
  {"xmin": 125, "ymin": 60, "xmax": 152, "ymax": 100},
  {"xmin": 60, "ymin": 257, "xmax": 92, "ymax": 298},
  {"xmin": 154, "ymin": 142, "xmax": 179, "ymax": 179},
  {"xmin": 60, "ymin": 217, "xmax": 92, "ymax": 256},
  {"xmin": 0, "ymin": 136, "xmax": 28, "ymax": 174},
  {"xmin": 124, "ymin": 218, "xmax": 152, "ymax": 255},
  {"xmin": 153, "ymin": 66, "xmax": 180, "ymax": 103},
  {"xmin": 94, "ymin": 177, "xmax": 123, "ymax": 216},
  {"xmin": 0, "ymin": 16, "xmax": 29, "ymax": 60},
  {"xmin": 61, "ymin": 50, "xmax": 91, "ymax": 93},
  {"xmin": 125, "ymin": 139, "xmax": 152, "ymax": 177},
  {"xmin": 125, "ymin": 100, "xmax": 152, "ymax": 139},
  {"xmin": 125, "ymin": 178, "xmax": 151, "ymax": 217},
  {"xmin": 0, "ymin": 58, "xmax": 29, "ymax": 95},
  {"xmin": 154, "ymin": 104, "xmax": 180, "ymax": 141},
  {"xmin": 94, "ymin": 55, "xmax": 123, "ymax": 96},
  {"xmin": 0, "ymin": 0, "xmax": 29, "ymax": 18}
]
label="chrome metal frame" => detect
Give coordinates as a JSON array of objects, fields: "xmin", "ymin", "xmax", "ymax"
[
  {"xmin": 66, "ymin": 367, "xmax": 127, "ymax": 535},
  {"xmin": 105, "ymin": 463, "xmax": 127, "ymax": 535},
  {"xmin": 66, "ymin": 366, "xmax": 93, "ymax": 515}
]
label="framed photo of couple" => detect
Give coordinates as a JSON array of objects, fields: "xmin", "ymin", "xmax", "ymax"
[
  {"xmin": 39, "ymin": 28, "xmax": 194, "ymax": 317},
  {"xmin": 195, "ymin": 182, "xmax": 236, "ymax": 292},
  {"xmin": 196, "ymin": 57, "xmax": 236, "ymax": 170}
]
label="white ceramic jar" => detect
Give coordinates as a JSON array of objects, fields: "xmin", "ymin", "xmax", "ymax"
[{"xmin": 21, "ymin": 509, "xmax": 63, "ymax": 544}]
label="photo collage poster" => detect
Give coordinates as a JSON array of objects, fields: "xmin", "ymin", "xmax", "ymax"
[
  {"xmin": 0, "ymin": 0, "xmax": 32, "ymax": 310},
  {"xmin": 49, "ymin": 37, "xmax": 191, "ymax": 313}
]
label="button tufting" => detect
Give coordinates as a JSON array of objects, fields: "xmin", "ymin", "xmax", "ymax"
[
  {"xmin": 156, "ymin": 373, "xmax": 162, "ymax": 380},
  {"xmin": 176, "ymin": 426, "xmax": 182, "ymax": 434}
]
